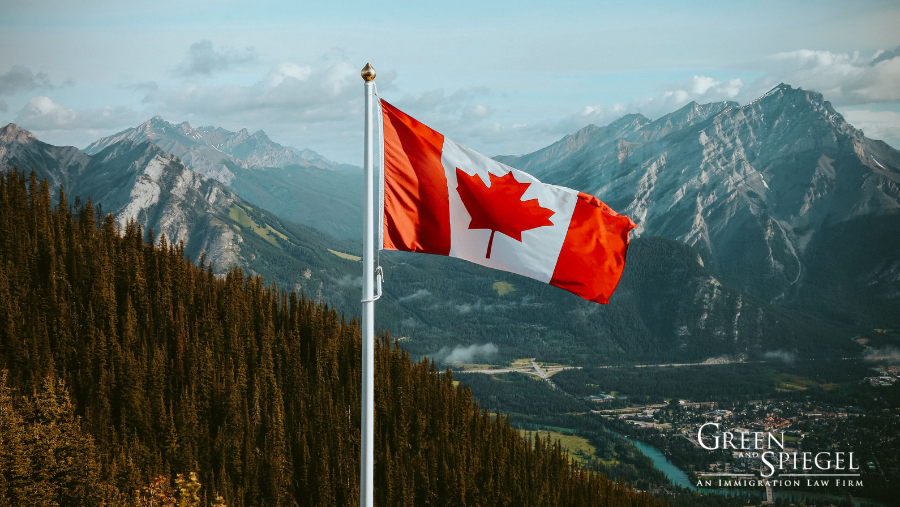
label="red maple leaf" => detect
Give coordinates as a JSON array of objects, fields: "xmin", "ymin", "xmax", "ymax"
[{"xmin": 455, "ymin": 167, "xmax": 555, "ymax": 259}]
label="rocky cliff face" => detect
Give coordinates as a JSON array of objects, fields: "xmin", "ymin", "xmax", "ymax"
[
  {"xmin": 3, "ymin": 124, "xmax": 242, "ymax": 269},
  {"xmin": 79, "ymin": 140, "xmax": 243, "ymax": 269}
]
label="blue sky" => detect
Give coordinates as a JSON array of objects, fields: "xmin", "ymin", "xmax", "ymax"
[{"xmin": 1, "ymin": 0, "xmax": 899, "ymax": 163}]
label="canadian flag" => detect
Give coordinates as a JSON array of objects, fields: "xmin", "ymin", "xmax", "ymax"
[{"xmin": 380, "ymin": 100, "xmax": 636, "ymax": 304}]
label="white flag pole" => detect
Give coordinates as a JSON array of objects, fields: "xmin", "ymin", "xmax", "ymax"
[{"xmin": 360, "ymin": 62, "xmax": 377, "ymax": 507}]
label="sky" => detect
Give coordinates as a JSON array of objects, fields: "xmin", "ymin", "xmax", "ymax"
[{"xmin": 1, "ymin": 0, "xmax": 899, "ymax": 164}]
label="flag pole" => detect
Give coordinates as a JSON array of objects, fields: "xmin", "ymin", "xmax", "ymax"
[{"xmin": 360, "ymin": 62, "xmax": 377, "ymax": 507}]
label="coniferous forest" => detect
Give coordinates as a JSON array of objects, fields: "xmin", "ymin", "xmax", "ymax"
[{"xmin": 0, "ymin": 168, "xmax": 663, "ymax": 506}]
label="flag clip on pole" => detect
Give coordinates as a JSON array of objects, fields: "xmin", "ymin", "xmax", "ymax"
[
  {"xmin": 374, "ymin": 266, "xmax": 383, "ymax": 300},
  {"xmin": 360, "ymin": 62, "xmax": 377, "ymax": 507}
]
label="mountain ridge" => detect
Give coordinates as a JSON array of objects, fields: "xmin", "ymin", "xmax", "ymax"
[
  {"xmin": 84, "ymin": 116, "xmax": 340, "ymax": 176},
  {"xmin": 83, "ymin": 116, "xmax": 365, "ymax": 238},
  {"xmin": 497, "ymin": 84, "xmax": 900, "ymax": 319},
  {"xmin": 3, "ymin": 122, "xmax": 863, "ymax": 365}
]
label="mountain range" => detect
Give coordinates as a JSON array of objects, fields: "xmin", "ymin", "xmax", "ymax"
[
  {"xmin": 3, "ymin": 83, "xmax": 898, "ymax": 365},
  {"xmin": 85, "ymin": 117, "xmax": 364, "ymax": 239},
  {"xmin": 84, "ymin": 116, "xmax": 335, "ymax": 180},
  {"xmin": 497, "ymin": 84, "xmax": 900, "ymax": 327}
]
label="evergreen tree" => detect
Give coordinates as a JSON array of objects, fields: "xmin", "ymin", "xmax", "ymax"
[{"xmin": 0, "ymin": 169, "xmax": 663, "ymax": 507}]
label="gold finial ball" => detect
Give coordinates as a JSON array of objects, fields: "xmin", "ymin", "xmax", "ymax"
[{"xmin": 361, "ymin": 63, "xmax": 376, "ymax": 82}]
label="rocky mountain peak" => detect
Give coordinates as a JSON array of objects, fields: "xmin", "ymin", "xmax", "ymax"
[
  {"xmin": 0, "ymin": 123, "xmax": 36, "ymax": 144},
  {"xmin": 232, "ymin": 128, "xmax": 250, "ymax": 142},
  {"xmin": 741, "ymin": 83, "xmax": 861, "ymax": 141},
  {"xmin": 497, "ymin": 84, "xmax": 900, "ymax": 306},
  {"xmin": 754, "ymin": 83, "xmax": 828, "ymax": 109},
  {"xmin": 250, "ymin": 130, "xmax": 270, "ymax": 141},
  {"xmin": 575, "ymin": 123, "xmax": 600, "ymax": 135},
  {"xmin": 671, "ymin": 100, "xmax": 734, "ymax": 121},
  {"xmin": 558, "ymin": 124, "xmax": 601, "ymax": 152},
  {"xmin": 638, "ymin": 100, "xmax": 737, "ymax": 142},
  {"xmin": 85, "ymin": 117, "xmax": 341, "ymax": 193},
  {"xmin": 137, "ymin": 116, "xmax": 173, "ymax": 134},
  {"xmin": 685, "ymin": 100, "xmax": 701, "ymax": 111},
  {"xmin": 613, "ymin": 112, "xmax": 650, "ymax": 128}
]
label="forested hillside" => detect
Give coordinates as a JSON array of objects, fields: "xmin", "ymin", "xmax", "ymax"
[{"xmin": 0, "ymin": 169, "xmax": 662, "ymax": 506}]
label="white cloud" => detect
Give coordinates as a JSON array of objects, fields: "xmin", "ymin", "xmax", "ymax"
[
  {"xmin": 174, "ymin": 40, "xmax": 258, "ymax": 77},
  {"xmin": 121, "ymin": 81, "xmax": 158, "ymax": 93},
  {"xmin": 432, "ymin": 343, "xmax": 499, "ymax": 364},
  {"xmin": 541, "ymin": 75, "xmax": 747, "ymax": 140},
  {"xmin": 14, "ymin": 96, "xmax": 142, "ymax": 131},
  {"xmin": 864, "ymin": 346, "xmax": 900, "ymax": 365},
  {"xmin": 462, "ymin": 104, "xmax": 492, "ymax": 121},
  {"xmin": 626, "ymin": 76, "xmax": 746, "ymax": 120},
  {"xmin": 396, "ymin": 289, "xmax": 431, "ymax": 303},
  {"xmin": 691, "ymin": 76, "xmax": 718, "ymax": 95},
  {"xmin": 400, "ymin": 48, "xmax": 900, "ymax": 155},
  {"xmin": 455, "ymin": 303, "xmax": 473, "ymax": 314},
  {"xmin": 481, "ymin": 48, "xmax": 900, "ymax": 156},
  {"xmin": 546, "ymin": 103, "xmax": 624, "ymax": 137},
  {"xmin": 19, "ymin": 96, "xmax": 76, "ymax": 127},
  {"xmin": 10, "ymin": 45, "xmax": 900, "ymax": 165},
  {"xmin": 762, "ymin": 350, "xmax": 796, "ymax": 364},
  {"xmin": 264, "ymin": 63, "xmax": 312, "ymax": 87},
  {"xmin": 388, "ymin": 86, "xmax": 494, "ymax": 123},
  {"xmin": 842, "ymin": 109, "xmax": 900, "ymax": 148},
  {"xmin": 763, "ymin": 49, "xmax": 900, "ymax": 105},
  {"xmin": 525, "ymin": 47, "xmax": 900, "ymax": 154},
  {"xmin": 335, "ymin": 274, "xmax": 363, "ymax": 288},
  {"xmin": 41, "ymin": 57, "xmax": 397, "ymax": 162},
  {"xmin": 585, "ymin": 49, "xmax": 900, "ymax": 128},
  {"xmin": 146, "ymin": 60, "xmax": 373, "ymax": 124},
  {"xmin": 0, "ymin": 66, "xmax": 57, "ymax": 96}
]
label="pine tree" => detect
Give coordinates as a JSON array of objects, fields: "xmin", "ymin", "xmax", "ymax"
[{"xmin": 0, "ymin": 169, "xmax": 664, "ymax": 507}]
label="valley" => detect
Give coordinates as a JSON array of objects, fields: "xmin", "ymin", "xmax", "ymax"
[{"xmin": 456, "ymin": 355, "xmax": 899, "ymax": 504}]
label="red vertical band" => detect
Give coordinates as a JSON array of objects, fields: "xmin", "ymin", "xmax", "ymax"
[
  {"xmin": 550, "ymin": 192, "xmax": 636, "ymax": 303},
  {"xmin": 381, "ymin": 100, "xmax": 452, "ymax": 255}
]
